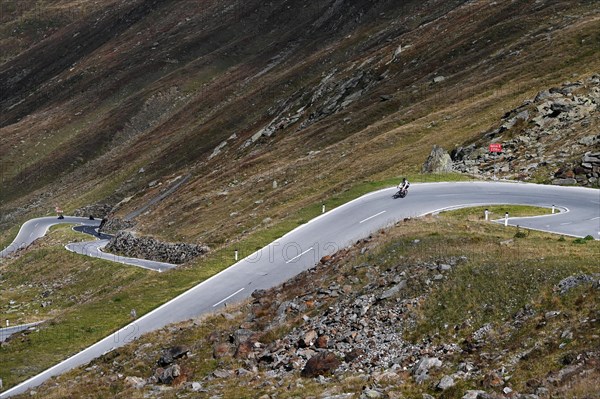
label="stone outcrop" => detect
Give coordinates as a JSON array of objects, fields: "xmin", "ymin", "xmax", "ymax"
[
  {"xmin": 104, "ymin": 231, "xmax": 209, "ymax": 264},
  {"xmin": 453, "ymin": 75, "xmax": 600, "ymax": 186},
  {"xmin": 422, "ymin": 145, "xmax": 453, "ymax": 173},
  {"xmin": 73, "ymin": 203, "xmax": 113, "ymax": 219},
  {"xmin": 158, "ymin": 346, "xmax": 190, "ymax": 366},
  {"xmin": 99, "ymin": 218, "xmax": 135, "ymax": 234},
  {"xmin": 202, "ymin": 248, "xmax": 468, "ymax": 384}
]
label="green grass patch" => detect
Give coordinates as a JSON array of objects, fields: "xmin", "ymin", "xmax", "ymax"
[
  {"xmin": 0, "ymin": 176, "xmax": 589, "ymax": 390},
  {"xmin": 408, "ymin": 222, "xmax": 599, "ymax": 342},
  {"xmin": 440, "ymin": 205, "xmax": 554, "ymax": 221},
  {"xmin": 5, "ymin": 195, "xmax": 599, "ymax": 398}
]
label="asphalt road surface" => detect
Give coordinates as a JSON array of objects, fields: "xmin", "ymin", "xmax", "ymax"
[
  {"xmin": 66, "ymin": 226, "xmax": 176, "ymax": 272},
  {"xmin": 0, "ymin": 218, "xmax": 175, "ymax": 271},
  {"xmin": 1, "ymin": 182, "xmax": 598, "ymax": 397},
  {"xmin": 0, "ymin": 322, "xmax": 43, "ymax": 343},
  {"xmin": 0, "ymin": 216, "xmax": 99, "ymax": 258}
]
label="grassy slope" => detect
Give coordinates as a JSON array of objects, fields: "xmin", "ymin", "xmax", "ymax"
[
  {"xmin": 8, "ymin": 207, "xmax": 598, "ymax": 398},
  {"xmin": 1, "ymin": 0, "xmax": 599, "ymax": 393},
  {"xmin": 0, "ymin": 175, "xmax": 472, "ymax": 388},
  {"xmin": 1, "ymin": 1, "xmax": 599, "ymax": 235}
]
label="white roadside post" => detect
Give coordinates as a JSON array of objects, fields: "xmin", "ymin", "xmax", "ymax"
[
  {"xmin": 234, "ymin": 249, "xmax": 239, "ymax": 261},
  {"xmin": 322, "ymin": 204, "xmax": 326, "ymax": 214},
  {"xmin": 504, "ymin": 212, "xmax": 509, "ymax": 227},
  {"xmin": 552, "ymin": 205, "xmax": 556, "ymax": 214},
  {"xmin": 484, "ymin": 208, "xmax": 489, "ymax": 221}
]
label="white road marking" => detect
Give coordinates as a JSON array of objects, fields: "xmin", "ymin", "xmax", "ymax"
[
  {"xmin": 286, "ymin": 247, "xmax": 314, "ymax": 264},
  {"xmin": 590, "ymin": 217, "xmax": 600, "ymax": 221},
  {"xmin": 359, "ymin": 210, "xmax": 386, "ymax": 224},
  {"xmin": 212, "ymin": 288, "xmax": 245, "ymax": 308},
  {"xmin": 560, "ymin": 222, "xmax": 572, "ymax": 226}
]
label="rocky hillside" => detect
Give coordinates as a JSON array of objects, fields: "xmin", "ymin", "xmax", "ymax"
[
  {"xmin": 1, "ymin": 1, "xmax": 600, "ymax": 397},
  {"xmin": 452, "ymin": 76, "xmax": 600, "ymax": 186},
  {"xmin": 104, "ymin": 231, "xmax": 209, "ymax": 264},
  {"xmin": 1, "ymin": 0, "xmax": 599, "ymax": 247},
  {"xmin": 11, "ymin": 212, "xmax": 599, "ymax": 399}
]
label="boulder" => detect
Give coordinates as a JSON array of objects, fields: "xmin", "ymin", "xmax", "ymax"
[
  {"xmin": 301, "ymin": 352, "xmax": 341, "ymax": 378},
  {"xmin": 315, "ymin": 335, "xmax": 330, "ymax": 349},
  {"xmin": 158, "ymin": 345, "xmax": 190, "ymax": 366},
  {"xmin": 212, "ymin": 369, "xmax": 233, "ymax": 378},
  {"xmin": 578, "ymin": 135, "xmax": 600, "ymax": 146},
  {"xmin": 423, "ymin": 145, "xmax": 453, "ymax": 173},
  {"xmin": 552, "ymin": 178, "xmax": 577, "ymax": 186},
  {"xmin": 412, "ymin": 357, "xmax": 442, "ymax": 383},
  {"xmin": 344, "ymin": 349, "xmax": 365, "ymax": 363},
  {"xmin": 378, "ymin": 280, "xmax": 407, "ymax": 300},
  {"xmin": 156, "ymin": 364, "xmax": 181, "ymax": 384},
  {"xmin": 437, "ymin": 375, "xmax": 455, "ymax": 390},
  {"xmin": 583, "ymin": 152, "xmax": 600, "ymax": 164},
  {"xmin": 462, "ymin": 391, "xmax": 487, "ymax": 399},
  {"xmin": 299, "ymin": 330, "xmax": 318, "ymax": 348},
  {"xmin": 234, "ymin": 340, "xmax": 254, "ymax": 359},
  {"xmin": 124, "ymin": 376, "xmax": 146, "ymax": 389},
  {"xmin": 556, "ymin": 274, "xmax": 600, "ymax": 294}
]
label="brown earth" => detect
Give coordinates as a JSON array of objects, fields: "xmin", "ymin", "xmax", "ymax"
[{"xmin": 1, "ymin": 0, "xmax": 599, "ymax": 248}]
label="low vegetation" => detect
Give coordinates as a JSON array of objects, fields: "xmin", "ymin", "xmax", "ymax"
[{"xmin": 5, "ymin": 208, "xmax": 598, "ymax": 398}]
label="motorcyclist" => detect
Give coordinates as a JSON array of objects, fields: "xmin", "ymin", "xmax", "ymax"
[{"xmin": 397, "ymin": 177, "xmax": 410, "ymax": 194}]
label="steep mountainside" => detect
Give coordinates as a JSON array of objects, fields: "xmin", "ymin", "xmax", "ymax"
[
  {"xmin": 1, "ymin": 0, "xmax": 599, "ymax": 246},
  {"xmin": 1, "ymin": 1, "xmax": 599, "ymax": 397}
]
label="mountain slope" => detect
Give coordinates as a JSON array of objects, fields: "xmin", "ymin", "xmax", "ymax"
[
  {"xmin": 1, "ymin": 0, "xmax": 600, "ymax": 395},
  {"xmin": 1, "ymin": 0, "xmax": 598, "ymax": 245}
]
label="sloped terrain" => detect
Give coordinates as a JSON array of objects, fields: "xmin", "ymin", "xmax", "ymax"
[
  {"xmin": 453, "ymin": 76, "xmax": 600, "ymax": 184},
  {"xmin": 1, "ymin": 0, "xmax": 599, "ymax": 246},
  {"xmin": 9, "ymin": 211, "xmax": 599, "ymax": 399},
  {"xmin": 1, "ymin": 0, "xmax": 600, "ymax": 396}
]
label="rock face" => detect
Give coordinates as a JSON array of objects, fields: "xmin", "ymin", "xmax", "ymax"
[
  {"xmin": 453, "ymin": 75, "xmax": 600, "ymax": 186},
  {"xmin": 105, "ymin": 231, "xmax": 209, "ymax": 264},
  {"xmin": 100, "ymin": 218, "xmax": 135, "ymax": 234},
  {"xmin": 73, "ymin": 203, "xmax": 113, "ymax": 218},
  {"xmin": 423, "ymin": 145, "xmax": 453, "ymax": 173}
]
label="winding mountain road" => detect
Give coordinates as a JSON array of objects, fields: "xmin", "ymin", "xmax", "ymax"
[
  {"xmin": 0, "ymin": 217, "xmax": 175, "ymax": 271},
  {"xmin": 1, "ymin": 181, "xmax": 598, "ymax": 397}
]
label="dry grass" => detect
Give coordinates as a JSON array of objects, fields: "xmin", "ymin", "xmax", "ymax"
[
  {"xmin": 2, "ymin": 0, "xmax": 600, "ymax": 394},
  {"xmin": 9, "ymin": 209, "xmax": 598, "ymax": 398}
]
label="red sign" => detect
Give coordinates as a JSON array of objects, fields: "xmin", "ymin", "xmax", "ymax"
[{"xmin": 489, "ymin": 143, "xmax": 502, "ymax": 153}]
